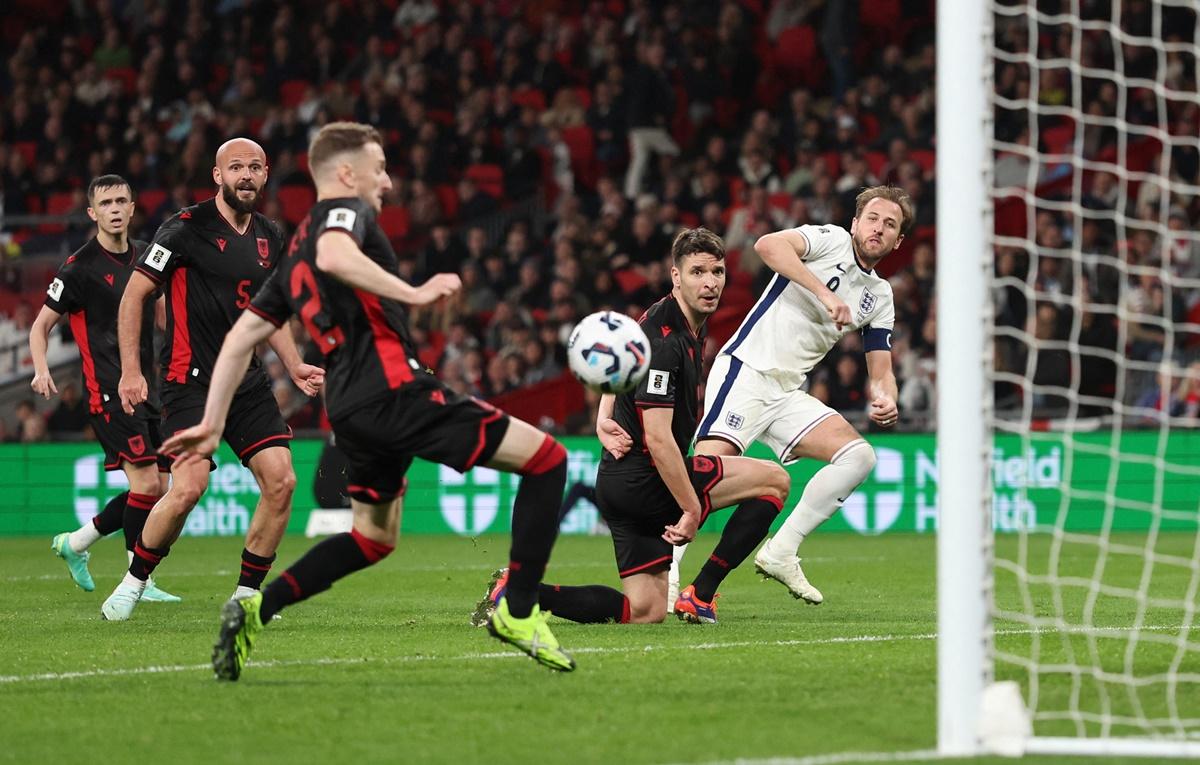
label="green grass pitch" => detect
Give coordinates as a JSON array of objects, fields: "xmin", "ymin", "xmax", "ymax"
[{"xmin": 1, "ymin": 532, "xmax": 1193, "ymax": 765}]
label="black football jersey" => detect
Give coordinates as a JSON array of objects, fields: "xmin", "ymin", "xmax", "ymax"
[
  {"xmin": 44, "ymin": 237, "xmax": 157, "ymax": 414},
  {"xmin": 603, "ymin": 293, "xmax": 706, "ymax": 469},
  {"xmin": 250, "ymin": 197, "xmax": 438, "ymax": 421},
  {"xmin": 135, "ymin": 197, "xmax": 285, "ymax": 393}
]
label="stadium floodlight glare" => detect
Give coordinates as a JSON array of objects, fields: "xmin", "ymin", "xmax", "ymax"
[{"xmin": 938, "ymin": 0, "xmax": 1200, "ymax": 758}]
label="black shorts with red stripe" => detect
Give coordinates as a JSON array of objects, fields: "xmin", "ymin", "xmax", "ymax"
[
  {"xmin": 161, "ymin": 379, "xmax": 291, "ymax": 468},
  {"xmin": 330, "ymin": 383, "xmax": 510, "ymax": 504},
  {"xmin": 594, "ymin": 454, "xmax": 724, "ymax": 578},
  {"xmin": 92, "ymin": 405, "xmax": 170, "ymax": 472}
]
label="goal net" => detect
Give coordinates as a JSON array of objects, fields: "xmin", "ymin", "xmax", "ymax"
[{"xmin": 939, "ymin": 0, "xmax": 1200, "ymax": 758}]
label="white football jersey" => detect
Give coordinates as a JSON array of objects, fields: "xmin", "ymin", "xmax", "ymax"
[{"xmin": 720, "ymin": 223, "xmax": 895, "ymax": 390}]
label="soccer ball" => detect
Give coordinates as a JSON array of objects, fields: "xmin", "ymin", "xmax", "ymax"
[{"xmin": 567, "ymin": 311, "xmax": 652, "ymax": 394}]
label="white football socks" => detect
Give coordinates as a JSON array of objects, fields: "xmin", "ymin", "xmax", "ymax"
[
  {"xmin": 767, "ymin": 439, "xmax": 876, "ymax": 557},
  {"xmin": 68, "ymin": 524, "xmax": 102, "ymax": 554}
]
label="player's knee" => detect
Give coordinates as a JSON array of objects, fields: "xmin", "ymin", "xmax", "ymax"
[
  {"xmin": 169, "ymin": 474, "xmax": 208, "ymax": 509},
  {"xmin": 627, "ymin": 597, "xmax": 667, "ymax": 624},
  {"xmin": 764, "ymin": 463, "xmax": 790, "ymax": 502},
  {"xmin": 838, "ymin": 440, "xmax": 876, "ymax": 482},
  {"xmin": 260, "ymin": 469, "xmax": 297, "ymax": 508}
]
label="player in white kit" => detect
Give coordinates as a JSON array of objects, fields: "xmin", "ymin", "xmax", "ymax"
[{"xmin": 669, "ymin": 186, "xmax": 910, "ymax": 606}]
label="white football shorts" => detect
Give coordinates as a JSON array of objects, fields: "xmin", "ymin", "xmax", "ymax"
[{"xmin": 695, "ymin": 353, "xmax": 837, "ymax": 464}]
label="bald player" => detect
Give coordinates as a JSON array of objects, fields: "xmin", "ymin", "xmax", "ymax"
[{"xmin": 101, "ymin": 138, "xmax": 326, "ymax": 621}]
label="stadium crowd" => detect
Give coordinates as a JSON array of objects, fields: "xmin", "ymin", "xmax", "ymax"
[{"xmin": 0, "ymin": 0, "xmax": 1195, "ymax": 442}]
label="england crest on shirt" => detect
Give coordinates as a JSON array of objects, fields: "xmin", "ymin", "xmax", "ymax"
[{"xmin": 858, "ymin": 289, "xmax": 877, "ymax": 317}]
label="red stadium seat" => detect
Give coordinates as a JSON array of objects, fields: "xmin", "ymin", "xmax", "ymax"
[
  {"xmin": 378, "ymin": 206, "xmax": 410, "ymax": 240},
  {"xmin": 774, "ymin": 26, "xmax": 818, "ymax": 73},
  {"xmin": 768, "ymin": 191, "xmax": 792, "ymax": 211},
  {"xmin": 465, "ymin": 164, "xmax": 504, "ymax": 198},
  {"xmin": 511, "ymin": 88, "xmax": 546, "ymax": 111},
  {"xmin": 279, "ymin": 80, "xmax": 309, "ymax": 108},
  {"xmin": 865, "ymin": 151, "xmax": 888, "ymax": 178},
  {"xmin": 435, "ymin": 184, "xmax": 459, "ymax": 222},
  {"xmin": 104, "ymin": 67, "xmax": 137, "ymax": 95},
  {"xmin": 276, "ymin": 185, "xmax": 316, "ymax": 225},
  {"xmin": 41, "ymin": 192, "xmax": 76, "ymax": 233},
  {"xmin": 192, "ymin": 187, "xmax": 214, "ymax": 202},
  {"xmin": 560, "ymin": 125, "xmax": 597, "ymax": 188},
  {"xmin": 910, "ymin": 149, "xmax": 935, "ymax": 173},
  {"xmin": 12, "ymin": 142, "xmax": 37, "ymax": 167},
  {"xmin": 136, "ymin": 189, "xmax": 167, "ymax": 218}
]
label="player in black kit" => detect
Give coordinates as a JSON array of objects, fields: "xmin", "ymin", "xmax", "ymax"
[
  {"xmin": 162, "ymin": 122, "xmax": 576, "ymax": 677},
  {"xmin": 29, "ymin": 175, "xmax": 178, "ymax": 602},
  {"xmin": 472, "ymin": 229, "xmax": 790, "ymax": 626},
  {"xmin": 100, "ymin": 140, "xmax": 325, "ymax": 621}
]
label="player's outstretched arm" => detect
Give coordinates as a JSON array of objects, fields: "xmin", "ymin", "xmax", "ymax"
[
  {"xmin": 117, "ymin": 271, "xmax": 158, "ymax": 414},
  {"xmin": 315, "ymin": 231, "xmax": 460, "ymax": 306},
  {"xmin": 866, "ymin": 349, "xmax": 900, "ymax": 428},
  {"xmin": 28, "ymin": 305, "xmax": 64, "ymax": 399},
  {"xmin": 641, "ymin": 407, "xmax": 702, "ymax": 544},
  {"xmin": 595, "ymin": 393, "xmax": 632, "ymax": 459},
  {"xmin": 160, "ymin": 311, "xmax": 279, "ymax": 463},
  {"xmin": 754, "ymin": 230, "xmax": 851, "ymax": 329},
  {"xmin": 266, "ymin": 325, "xmax": 325, "ymax": 397}
]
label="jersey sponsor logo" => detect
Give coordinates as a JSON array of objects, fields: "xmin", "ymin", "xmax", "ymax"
[
  {"xmin": 145, "ymin": 244, "xmax": 172, "ymax": 271},
  {"xmin": 725, "ymin": 411, "xmax": 745, "ymax": 429},
  {"xmin": 646, "ymin": 369, "xmax": 670, "ymax": 395},
  {"xmin": 103, "ymin": 273, "xmax": 115, "ymax": 287},
  {"xmin": 859, "ymin": 288, "xmax": 877, "ymax": 316},
  {"xmin": 47, "ymin": 277, "xmax": 65, "ymax": 301},
  {"xmin": 326, "ymin": 208, "xmax": 357, "ymax": 231},
  {"xmin": 179, "ymin": 211, "xmax": 192, "ymax": 219},
  {"xmin": 835, "ymin": 262, "xmax": 846, "ymax": 273},
  {"xmin": 128, "ymin": 435, "xmax": 146, "ymax": 456},
  {"xmin": 256, "ymin": 237, "xmax": 271, "ymax": 267},
  {"xmin": 216, "ymin": 237, "xmax": 227, "ymax": 252},
  {"xmin": 660, "ymin": 325, "xmax": 672, "ymax": 337}
]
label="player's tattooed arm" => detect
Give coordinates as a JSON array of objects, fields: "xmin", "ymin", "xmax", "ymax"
[{"xmin": 595, "ymin": 393, "xmax": 632, "ymax": 459}]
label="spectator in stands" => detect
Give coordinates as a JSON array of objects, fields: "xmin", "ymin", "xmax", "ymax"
[
  {"xmin": 623, "ymin": 39, "xmax": 677, "ymax": 199},
  {"xmin": 46, "ymin": 382, "xmax": 89, "ymax": 435},
  {"xmin": 14, "ymin": 399, "xmax": 47, "ymax": 443},
  {"xmin": 456, "ymin": 176, "xmax": 499, "ymax": 222}
]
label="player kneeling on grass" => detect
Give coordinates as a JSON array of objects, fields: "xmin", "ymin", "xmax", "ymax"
[
  {"xmin": 162, "ymin": 121, "xmax": 576, "ymax": 679},
  {"xmin": 472, "ymin": 229, "xmax": 790, "ymax": 627}
]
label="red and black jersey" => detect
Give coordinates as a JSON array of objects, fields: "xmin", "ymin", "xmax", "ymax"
[
  {"xmin": 44, "ymin": 237, "xmax": 157, "ymax": 415},
  {"xmin": 603, "ymin": 294, "xmax": 706, "ymax": 470},
  {"xmin": 250, "ymin": 197, "xmax": 438, "ymax": 421},
  {"xmin": 136, "ymin": 197, "xmax": 285, "ymax": 393}
]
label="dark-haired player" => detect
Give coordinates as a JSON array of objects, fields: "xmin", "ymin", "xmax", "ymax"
[
  {"xmin": 30, "ymin": 175, "xmax": 179, "ymax": 603},
  {"xmin": 162, "ymin": 122, "xmax": 575, "ymax": 677},
  {"xmin": 472, "ymin": 229, "xmax": 790, "ymax": 626},
  {"xmin": 100, "ymin": 139, "xmax": 325, "ymax": 621}
]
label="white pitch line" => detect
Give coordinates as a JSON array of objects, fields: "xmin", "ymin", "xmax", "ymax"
[
  {"xmin": 0, "ymin": 624, "xmax": 1185, "ymax": 685},
  {"xmin": 665, "ymin": 749, "xmax": 943, "ymax": 765}
]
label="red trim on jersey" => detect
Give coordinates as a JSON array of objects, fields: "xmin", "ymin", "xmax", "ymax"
[
  {"xmin": 216, "ymin": 206, "xmax": 252, "ymax": 236},
  {"xmin": 166, "ymin": 268, "xmax": 191, "ymax": 383},
  {"xmin": 68, "ymin": 311, "xmax": 103, "ymax": 414},
  {"xmin": 633, "ymin": 401, "xmax": 674, "ymax": 408},
  {"xmin": 134, "ymin": 264, "xmax": 165, "ymax": 284},
  {"xmin": 353, "ymin": 289, "xmax": 414, "ymax": 388},
  {"xmin": 619, "ymin": 555, "xmax": 672, "ymax": 578},
  {"xmin": 247, "ymin": 303, "xmax": 284, "ymax": 328}
]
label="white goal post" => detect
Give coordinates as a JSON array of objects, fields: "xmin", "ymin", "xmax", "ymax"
[{"xmin": 937, "ymin": 0, "xmax": 1200, "ymax": 758}]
